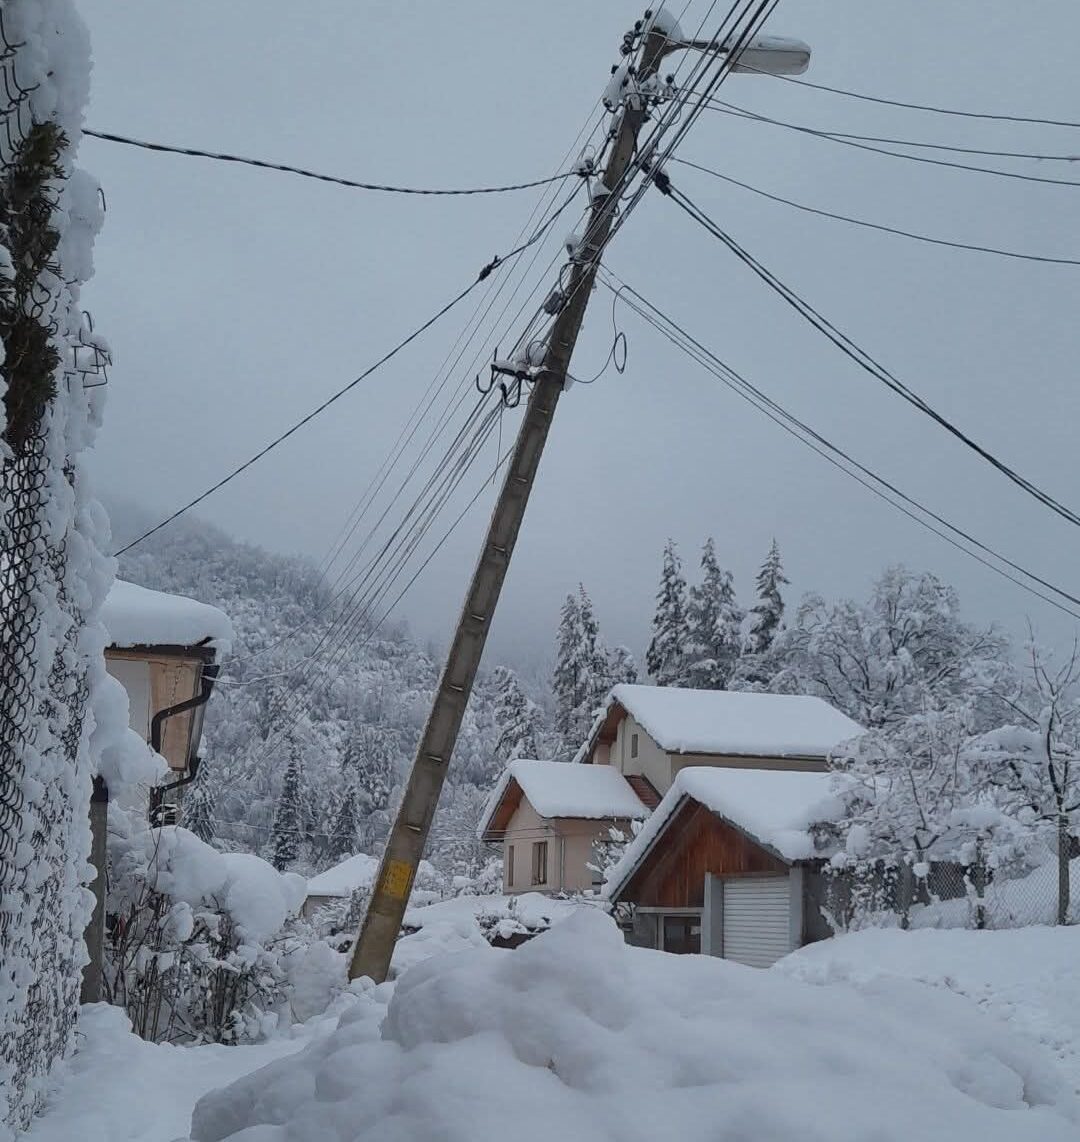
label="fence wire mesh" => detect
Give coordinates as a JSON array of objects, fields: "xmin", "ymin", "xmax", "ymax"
[{"xmin": 0, "ymin": 8, "xmax": 94, "ymax": 1131}]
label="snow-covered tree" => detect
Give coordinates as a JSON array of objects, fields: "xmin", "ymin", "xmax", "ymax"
[
  {"xmin": 272, "ymin": 742, "xmax": 304, "ymax": 871},
  {"xmin": 328, "ymin": 783, "xmax": 361, "ymax": 861},
  {"xmin": 552, "ymin": 585, "xmax": 609, "ymax": 755},
  {"xmin": 745, "ymin": 539, "xmax": 788, "ymax": 656},
  {"xmin": 605, "ymin": 644, "xmax": 638, "ymax": 687},
  {"xmin": 686, "ymin": 538, "xmax": 743, "ymax": 690},
  {"xmin": 342, "ymin": 722, "xmax": 397, "ymax": 817},
  {"xmin": 967, "ymin": 643, "xmax": 1080, "ymax": 925},
  {"xmin": 492, "ymin": 666, "xmax": 544, "ymax": 762},
  {"xmin": 773, "ymin": 567, "xmax": 1006, "ymax": 729},
  {"xmin": 183, "ymin": 772, "xmax": 217, "ymax": 844},
  {"xmin": 646, "ymin": 540, "xmax": 689, "ymax": 687}
]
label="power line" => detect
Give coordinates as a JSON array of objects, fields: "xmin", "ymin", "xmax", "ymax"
[
  {"xmin": 599, "ymin": 269, "xmax": 1080, "ymax": 621},
  {"xmin": 83, "ymin": 129, "xmax": 577, "ymax": 196},
  {"xmin": 700, "ymin": 101, "xmax": 1080, "ymax": 161},
  {"xmin": 114, "ymin": 222, "xmax": 565, "ymax": 557},
  {"xmin": 672, "ymin": 157, "xmax": 1080, "ymax": 266},
  {"xmin": 706, "ymin": 101, "xmax": 1080, "ymax": 187},
  {"xmin": 662, "ymin": 182, "xmax": 1080, "ymax": 533},
  {"xmin": 740, "ymin": 65, "xmax": 1080, "ymax": 130}
]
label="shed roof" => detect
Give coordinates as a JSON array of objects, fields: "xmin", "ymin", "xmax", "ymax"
[
  {"xmin": 102, "ymin": 579, "xmax": 233, "ymax": 655},
  {"xmin": 479, "ymin": 759, "xmax": 650, "ymax": 841},
  {"xmin": 604, "ymin": 766, "xmax": 842, "ymax": 902},
  {"xmin": 577, "ymin": 684, "xmax": 864, "ymax": 762}
]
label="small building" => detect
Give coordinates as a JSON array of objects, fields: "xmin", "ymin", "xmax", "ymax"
[
  {"xmin": 605, "ymin": 767, "xmax": 842, "ymax": 967},
  {"xmin": 304, "ymin": 853, "xmax": 441, "ymax": 919},
  {"xmin": 101, "ymin": 579, "xmax": 232, "ymax": 782},
  {"xmin": 479, "ymin": 759, "xmax": 655, "ymax": 896},
  {"xmin": 576, "ymin": 684, "xmax": 865, "ymax": 794}
]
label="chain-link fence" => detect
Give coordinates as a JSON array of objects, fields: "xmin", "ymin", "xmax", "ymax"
[
  {"xmin": 821, "ymin": 847, "xmax": 1080, "ymax": 934},
  {"xmin": 0, "ymin": 5, "xmax": 100, "ymax": 1132}
]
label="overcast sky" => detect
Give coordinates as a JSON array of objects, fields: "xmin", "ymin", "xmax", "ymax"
[{"xmin": 79, "ymin": 1, "xmax": 1080, "ymax": 671}]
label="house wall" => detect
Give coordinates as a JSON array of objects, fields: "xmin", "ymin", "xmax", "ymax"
[
  {"xmin": 627, "ymin": 802, "xmax": 788, "ymax": 909},
  {"xmin": 105, "ymin": 650, "xmax": 203, "ymax": 772},
  {"xmin": 500, "ymin": 799, "xmax": 625, "ymax": 895},
  {"xmin": 672, "ymin": 752, "xmax": 828, "ymax": 776},
  {"xmin": 612, "ymin": 714, "xmax": 670, "ymax": 791}
]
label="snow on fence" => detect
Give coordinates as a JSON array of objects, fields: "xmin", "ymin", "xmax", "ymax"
[
  {"xmin": 0, "ymin": 2, "xmax": 109, "ymax": 1132},
  {"xmin": 823, "ymin": 854, "xmax": 1080, "ymax": 934}
]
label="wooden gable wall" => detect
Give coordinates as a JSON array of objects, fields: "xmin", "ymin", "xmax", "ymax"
[{"xmin": 624, "ymin": 800, "xmax": 787, "ymax": 909}]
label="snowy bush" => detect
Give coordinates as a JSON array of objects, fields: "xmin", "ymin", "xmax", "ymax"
[{"xmin": 104, "ymin": 810, "xmax": 308, "ymax": 1043}]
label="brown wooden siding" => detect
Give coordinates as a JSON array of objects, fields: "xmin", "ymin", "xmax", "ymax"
[{"xmin": 626, "ymin": 801, "xmax": 787, "ymax": 909}]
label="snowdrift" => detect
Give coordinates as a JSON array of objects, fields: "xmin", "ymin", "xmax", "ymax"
[{"xmin": 190, "ymin": 910, "xmax": 1079, "ymax": 1142}]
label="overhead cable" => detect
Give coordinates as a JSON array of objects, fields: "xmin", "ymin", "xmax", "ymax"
[
  {"xmin": 740, "ymin": 66, "xmax": 1080, "ymax": 130},
  {"xmin": 672, "ymin": 157, "xmax": 1080, "ymax": 266},
  {"xmin": 599, "ymin": 269, "xmax": 1080, "ymax": 621},
  {"xmin": 662, "ymin": 182, "xmax": 1080, "ymax": 532},
  {"xmin": 84, "ymin": 129, "xmax": 578, "ymax": 196},
  {"xmin": 707, "ymin": 101, "xmax": 1080, "ymax": 187}
]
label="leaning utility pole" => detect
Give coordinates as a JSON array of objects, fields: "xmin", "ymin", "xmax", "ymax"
[{"xmin": 348, "ymin": 23, "xmax": 673, "ymax": 983}]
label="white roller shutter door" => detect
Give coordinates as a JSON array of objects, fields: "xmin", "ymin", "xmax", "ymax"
[{"xmin": 722, "ymin": 876, "xmax": 791, "ymax": 968}]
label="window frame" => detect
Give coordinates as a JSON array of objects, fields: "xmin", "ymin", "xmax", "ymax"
[
  {"xmin": 531, "ymin": 840, "xmax": 548, "ymax": 886},
  {"xmin": 630, "ymin": 732, "xmax": 639, "ymax": 759},
  {"xmin": 506, "ymin": 844, "xmax": 515, "ymax": 887}
]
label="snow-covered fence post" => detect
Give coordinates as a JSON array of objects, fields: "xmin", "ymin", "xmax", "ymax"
[{"xmin": 0, "ymin": 2, "xmax": 109, "ymax": 1131}]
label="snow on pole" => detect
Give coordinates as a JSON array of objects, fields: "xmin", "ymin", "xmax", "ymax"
[{"xmin": 0, "ymin": 1, "xmax": 111, "ymax": 1132}]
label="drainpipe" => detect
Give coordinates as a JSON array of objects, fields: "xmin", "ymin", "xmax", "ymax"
[{"xmin": 148, "ymin": 660, "xmax": 219, "ymax": 823}]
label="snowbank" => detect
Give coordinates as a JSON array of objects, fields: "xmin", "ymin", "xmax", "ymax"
[
  {"xmin": 102, "ymin": 579, "xmax": 233, "ymax": 655},
  {"xmin": 606, "ymin": 766, "xmax": 840, "ymax": 898},
  {"xmin": 778, "ymin": 925, "xmax": 1080, "ymax": 1086},
  {"xmin": 602, "ymin": 683, "xmax": 864, "ymax": 757},
  {"xmin": 190, "ymin": 909, "xmax": 1079, "ymax": 1142},
  {"xmin": 480, "ymin": 759, "xmax": 649, "ymax": 838}
]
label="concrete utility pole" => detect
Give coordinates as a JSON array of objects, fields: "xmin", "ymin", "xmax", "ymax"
[{"xmin": 349, "ymin": 23, "xmax": 673, "ymax": 984}]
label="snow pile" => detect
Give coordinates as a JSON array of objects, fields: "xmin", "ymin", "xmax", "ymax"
[
  {"xmin": 606, "ymin": 766, "xmax": 840, "ymax": 897},
  {"xmin": 601, "ymin": 683, "xmax": 864, "ymax": 757},
  {"xmin": 778, "ymin": 925, "xmax": 1080, "ymax": 1086},
  {"xmin": 393, "ymin": 892, "xmax": 585, "ymax": 976},
  {"xmin": 190, "ymin": 908, "xmax": 1079, "ymax": 1142},
  {"xmin": 101, "ymin": 579, "xmax": 233, "ymax": 654},
  {"xmin": 139, "ymin": 826, "xmax": 306, "ymax": 945},
  {"xmin": 480, "ymin": 759, "xmax": 649, "ymax": 837}
]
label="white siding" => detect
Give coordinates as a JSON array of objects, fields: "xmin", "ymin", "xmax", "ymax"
[{"xmin": 722, "ymin": 876, "xmax": 791, "ymax": 968}]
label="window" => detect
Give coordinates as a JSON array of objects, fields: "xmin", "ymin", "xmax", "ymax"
[
  {"xmin": 662, "ymin": 915, "xmax": 701, "ymax": 955},
  {"xmin": 630, "ymin": 733, "xmax": 639, "ymax": 759},
  {"xmin": 507, "ymin": 845, "xmax": 515, "ymax": 887},
  {"xmin": 531, "ymin": 841, "xmax": 548, "ymax": 886}
]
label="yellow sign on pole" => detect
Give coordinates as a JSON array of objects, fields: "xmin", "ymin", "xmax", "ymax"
[{"xmin": 381, "ymin": 859, "xmax": 414, "ymax": 901}]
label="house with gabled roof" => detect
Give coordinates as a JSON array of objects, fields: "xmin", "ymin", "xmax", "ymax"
[
  {"xmin": 478, "ymin": 759, "xmax": 653, "ymax": 896},
  {"xmin": 604, "ymin": 766, "xmax": 843, "ymax": 966},
  {"xmin": 575, "ymin": 684, "xmax": 865, "ymax": 794}
]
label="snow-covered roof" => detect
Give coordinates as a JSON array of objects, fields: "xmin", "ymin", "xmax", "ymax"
[
  {"xmin": 479, "ymin": 760, "xmax": 650, "ymax": 839},
  {"xmin": 306, "ymin": 852, "xmax": 438, "ymax": 899},
  {"xmin": 102, "ymin": 579, "xmax": 233, "ymax": 655},
  {"xmin": 605, "ymin": 767, "xmax": 842, "ymax": 901},
  {"xmin": 587, "ymin": 684, "xmax": 864, "ymax": 759}
]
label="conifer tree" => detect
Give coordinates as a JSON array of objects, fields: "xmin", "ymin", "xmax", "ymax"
[
  {"xmin": 328, "ymin": 783, "xmax": 361, "ymax": 861},
  {"xmin": 493, "ymin": 666, "xmax": 544, "ymax": 762},
  {"xmin": 342, "ymin": 723, "xmax": 396, "ymax": 816},
  {"xmin": 686, "ymin": 538, "xmax": 744, "ymax": 690},
  {"xmin": 552, "ymin": 585, "xmax": 610, "ymax": 754},
  {"xmin": 646, "ymin": 540, "xmax": 689, "ymax": 686},
  {"xmin": 746, "ymin": 539, "xmax": 789, "ymax": 655},
  {"xmin": 271, "ymin": 741, "xmax": 303, "ymax": 871},
  {"xmin": 606, "ymin": 644, "xmax": 638, "ymax": 688},
  {"xmin": 552, "ymin": 591, "xmax": 582, "ymax": 741},
  {"xmin": 182, "ymin": 772, "xmax": 216, "ymax": 844}
]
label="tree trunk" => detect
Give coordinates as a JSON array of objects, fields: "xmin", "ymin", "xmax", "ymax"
[{"xmin": 1057, "ymin": 812, "xmax": 1070, "ymax": 926}]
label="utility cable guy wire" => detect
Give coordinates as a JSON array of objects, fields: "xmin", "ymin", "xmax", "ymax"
[
  {"xmin": 84, "ymin": 129, "xmax": 578, "ymax": 196},
  {"xmin": 658, "ymin": 178, "xmax": 1080, "ymax": 533}
]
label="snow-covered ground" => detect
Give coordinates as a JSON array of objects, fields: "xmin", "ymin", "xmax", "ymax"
[{"xmin": 26, "ymin": 913, "xmax": 1080, "ymax": 1142}]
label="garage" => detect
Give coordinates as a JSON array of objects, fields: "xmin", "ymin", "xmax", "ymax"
[{"xmin": 721, "ymin": 876, "xmax": 792, "ymax": 967}]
